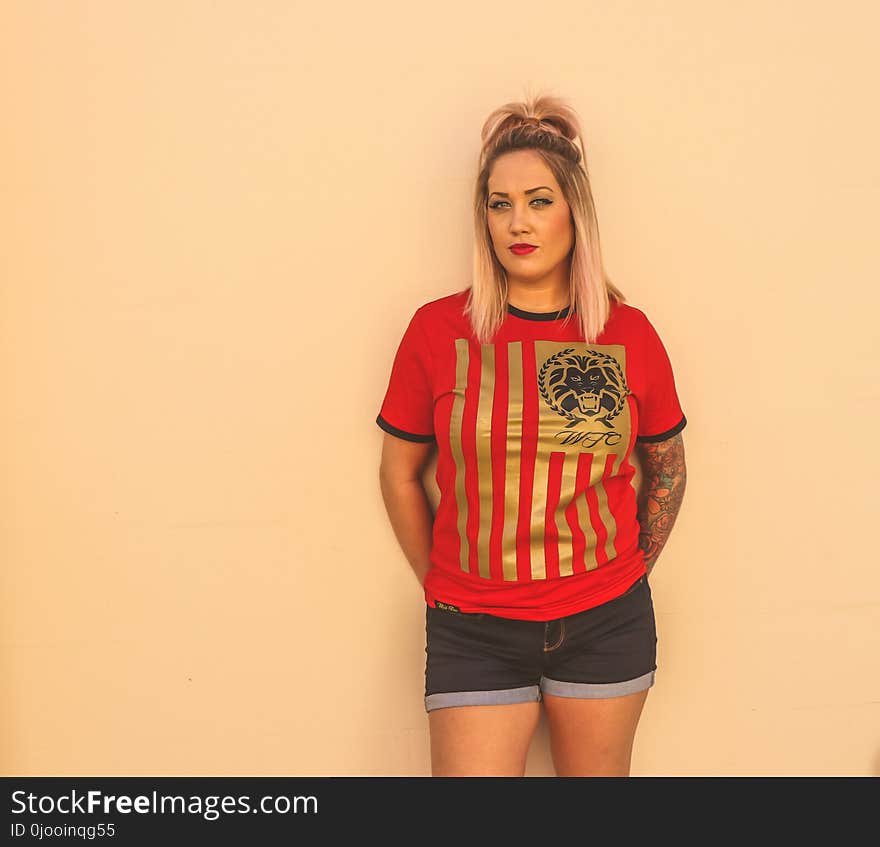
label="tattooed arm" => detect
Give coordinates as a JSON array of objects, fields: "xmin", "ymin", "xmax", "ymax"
[{"xmin": 634, "ymin": 432, "xmax": 687, "ymax": 577}]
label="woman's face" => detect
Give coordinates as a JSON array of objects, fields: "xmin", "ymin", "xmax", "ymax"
[{"xmin": 486, "ymin": 149, "xmax": 574, "ymax": 290}]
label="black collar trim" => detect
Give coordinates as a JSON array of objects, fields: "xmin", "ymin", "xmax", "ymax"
[{"xmin": 507, "ymin": 302, "xmax": 573, "ymax": 321}]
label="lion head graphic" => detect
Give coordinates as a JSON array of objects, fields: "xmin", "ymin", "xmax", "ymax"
[{"xmin": 538, "ymin": 348, "xmax": 631, "ymax": 429}]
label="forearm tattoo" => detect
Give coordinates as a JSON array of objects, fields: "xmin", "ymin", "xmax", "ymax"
[{"xmin": 635, "ymin": 433, "xmax": 687, "ymax": 576}]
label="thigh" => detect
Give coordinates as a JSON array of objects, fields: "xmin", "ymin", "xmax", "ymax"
[
  {"xmin": 429, "ymin": 701, "xmax": 542, "ymax": 776},
  {"xmin": 542, "ymin": 687, "xmax": 649, "ymax": 776},
  {"xmin": 539, "ymin": 575, "xmax": 657, "ymax": 776},
  {"xmin": 424, "ymin": 605, "xmax": 544, "ymax": 776}
]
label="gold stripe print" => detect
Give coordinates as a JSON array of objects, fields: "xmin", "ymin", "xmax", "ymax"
[
  {"xmin": 554, "ymin": 452, "xmax": 582, "ymax": 577},
  {"xmin": 450, "ymin": 339, "xmax": 469, "ymax": 573},
  {"xmin": 587, "ymin": 454, "xmax": 612, "ymax": 570},
  {"xmin": 594, "ymin": 452, "xmax": 621, "ymax": 566},
  {"xmin": 475, "ymin": 345, "xmax": 494, "ymax": 578},
  {"xmin": 557, "ymin": 453, "xmax": 611, "ymax": 575},
  {"xmin": 502, "ymin": 343, "xmax": 523, "ymax": 581},
  {"xmin": 529, "ymin": 403, "xmax": 551, "ymax": 580}
]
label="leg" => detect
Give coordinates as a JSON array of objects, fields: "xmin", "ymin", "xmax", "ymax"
[
  {"xmin": 429, "ymin": 700, "xmax": 542, "ymax": 776},
  {"xmin": 542, "ymin": 687, "xmax": 650, "ymax": 776},
  {"xmin": 539, "ymin": 574, "xmax": 657, "ymax": 776},
  {"xmin": 424, "ymin": 604, "xmax": 544, "ymax": 776}
]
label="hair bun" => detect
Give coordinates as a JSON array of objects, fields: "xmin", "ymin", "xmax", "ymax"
[{"xmin": 479, "ymin": 93, "xmax": 586, "ymax": 167}]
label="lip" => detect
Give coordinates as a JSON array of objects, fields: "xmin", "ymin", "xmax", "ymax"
[{"xmin": 510, "ymin": 244, "xmax": 537, "ymax": 255}]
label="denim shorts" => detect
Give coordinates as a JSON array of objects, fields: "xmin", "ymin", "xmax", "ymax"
[{"xmin": 424, "ymin": 574, "xmax": 657, "ymax": 712}]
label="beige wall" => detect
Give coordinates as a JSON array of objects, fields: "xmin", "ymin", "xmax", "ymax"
[{"xmin": 2, "ymin": 1, "xmax": 878, "ymax": 776}]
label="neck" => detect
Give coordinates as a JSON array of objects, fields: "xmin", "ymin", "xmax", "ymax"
[{"xmin": 506, "ymin": 270, "xmax": 570, "ymax": 312}]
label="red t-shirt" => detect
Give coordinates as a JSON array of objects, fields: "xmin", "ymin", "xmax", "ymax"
[{"xmin": 376, "ymin": 288, "xmax": 686, "ymax": 621}]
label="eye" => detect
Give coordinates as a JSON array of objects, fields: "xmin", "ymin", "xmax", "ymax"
[{"xmin": 488, "ymin": 198, "xmax": 553, "ymax": 209}]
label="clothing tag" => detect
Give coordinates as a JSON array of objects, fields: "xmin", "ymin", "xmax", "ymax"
[{"xmin": 435, "ymin": 600, "xmax": 461, "ymax": 613}]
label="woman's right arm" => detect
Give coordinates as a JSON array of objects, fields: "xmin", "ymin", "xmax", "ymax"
[{"xmin": 378, "ymin": 433, "xmax": 436, "ymax": 587}]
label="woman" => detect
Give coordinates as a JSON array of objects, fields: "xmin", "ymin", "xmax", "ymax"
[{"xmin": 376, "ymin": 93, "xmax": 687, "ymax": 777}]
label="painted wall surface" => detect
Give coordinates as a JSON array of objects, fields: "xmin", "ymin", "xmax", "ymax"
[{"xmin": 2, "ymin": 1, "xmax": 878, "ymax": 776}]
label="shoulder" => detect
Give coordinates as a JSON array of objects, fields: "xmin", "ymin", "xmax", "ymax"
[
  {"xmin": 611, "ymin": 299, "xmax": 647, "ymax": 323},
  {"xmin": 606, "ymin": 299, "xmax": 651, "ymax": 336},
  {"xmin": 414, "ymin": 288, "xmax": 470, "ymax": 322},
  {"xmin": 611, "ymin": 300, "xmax": 676, "ymax": 339}
]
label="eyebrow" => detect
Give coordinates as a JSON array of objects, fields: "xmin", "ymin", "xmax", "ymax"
[{"xmin": 488, "ymin": 186, "xmax": 554, "ymax": 198}]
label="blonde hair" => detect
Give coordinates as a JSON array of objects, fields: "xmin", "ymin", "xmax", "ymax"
[{"xmin": 465, "ymin": 90, "xmax": 626, "ymax": 344}]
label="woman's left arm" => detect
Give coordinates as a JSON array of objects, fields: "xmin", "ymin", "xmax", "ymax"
[{"xmin": 634, "ymin": 433, "xmax": 687, "ymax": 577}]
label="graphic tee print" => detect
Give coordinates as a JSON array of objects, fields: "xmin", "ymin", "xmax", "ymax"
[{"xmin": 377, "ymin": 290, "xmax": 686, "ymax": 620}]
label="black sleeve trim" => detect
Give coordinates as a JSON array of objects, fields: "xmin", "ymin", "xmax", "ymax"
[
  {"xmin": 376, "ymin": 414, "xmax": 436, "ymax": 443},
  {"xmin": 636, "ymin": 414, "xmax": 687, "ymax": 444}
]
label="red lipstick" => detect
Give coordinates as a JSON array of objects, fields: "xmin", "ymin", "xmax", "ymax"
[{"xmin": 510, "ymin": 244, "xmax": 537, "ymax": 255}]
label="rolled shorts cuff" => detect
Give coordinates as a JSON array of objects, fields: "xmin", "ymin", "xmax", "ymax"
[
  {"xmin": 539, "ymin": 669, "xmax": 655, "ymax": 699},
  {"xmin": 424, "ymin": 684, "xmax": 541, "ymax": 713}
]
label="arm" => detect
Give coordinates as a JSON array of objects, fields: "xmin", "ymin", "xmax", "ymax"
[
  {"xmin": 378, "ymin": 433, "xmax": 436, "ymax": 588},
  {"xmin": 634, "ymin": 432, "xmax": 687, "ymax": 577}
]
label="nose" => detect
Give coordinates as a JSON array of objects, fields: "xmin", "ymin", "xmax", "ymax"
[{"xmin": 508, "ymin": 203, "xmax": 533, "ymax": 236}]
